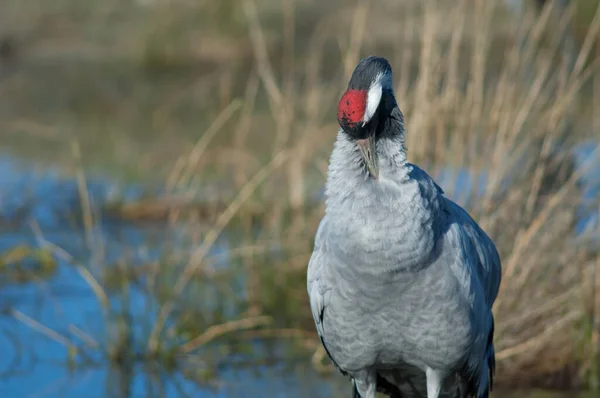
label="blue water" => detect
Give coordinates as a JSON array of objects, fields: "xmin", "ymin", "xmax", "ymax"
[
  {"xmin": 0, "ymin": 144, "xmax": 598, "ymax": 397},
  {"xmin": 0, "ymin": 153, "xmax": 351, "ymax": 397}
]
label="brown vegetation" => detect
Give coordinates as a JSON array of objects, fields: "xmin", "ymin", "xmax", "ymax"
[{"xmin": 2, "ymin": 0, "xmax": 600, "ymax": 393}]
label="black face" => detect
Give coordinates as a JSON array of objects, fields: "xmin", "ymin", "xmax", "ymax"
[{"xmin": 337, "ymin": 56, "xmax": 397, "ymax": 141}]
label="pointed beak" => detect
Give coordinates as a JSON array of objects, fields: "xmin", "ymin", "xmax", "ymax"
[{"xmin": 356, "ymin": 136, "xmax": 379, "ymax": 180}]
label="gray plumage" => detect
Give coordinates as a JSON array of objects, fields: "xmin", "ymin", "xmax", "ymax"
[{"xmin": 307, "ymin": 56, "xmax": 501, "ymax": 398}]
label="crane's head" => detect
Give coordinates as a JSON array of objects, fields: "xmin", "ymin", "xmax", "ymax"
[{"xmin": 337, "ymin": 56, "xmax": 397, "ymax": 180}]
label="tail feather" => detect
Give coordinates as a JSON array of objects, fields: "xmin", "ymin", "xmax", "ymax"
[
  {"xmin": 476, "ymin": 317, "xmax": 496, "ymax": 398},
  {"xmin": 376, "ymin": 373, "xmax": 405, "ymax": 398},
  {"xmin": 488, "ymin": 345, "xmax": 495, "ymax": 392},
  {"xmin": 352, "ymin": 380, "xmax": 360, "ymax": 398},
  {"xmin": 351, "ymin": 375, "xmax": 405, "ymax": 398},
  {"xmin": 487, "ymin": 318, "xmax": 496, "ymax": 392}
]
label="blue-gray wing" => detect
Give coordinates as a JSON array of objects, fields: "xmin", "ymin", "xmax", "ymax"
[
  {"xmin": 443, "ymin": 198, "xmax": 502, "ymax": 307},
  {"xmin": 307, "ymin": 216, "xmax": 347, "ymax": 374},
  {"xmin": 442, "ymin": 197, "xmax": 501, "ymax": 395},
  {"xmin": 409, "ymin": 164, "xmax": 501, "ymax": 305},
  {"xmin": 408, "ymin": 164, "xmax": 501, "ymax": 306}
]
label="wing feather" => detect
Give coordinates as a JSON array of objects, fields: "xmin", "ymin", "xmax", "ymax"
[
  {"xmin": 307, "ymin": 216, "xmax": 349, "ymax": 376},
  {"xmin": 441, "ymin": 197, "xmax": 501, "ymax": 397},
  {"xmin": 442, "ymin": 198, "xmax": 502, "ymax": 308}
]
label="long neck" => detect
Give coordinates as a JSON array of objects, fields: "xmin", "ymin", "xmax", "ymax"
[
  {"xmin": 326, "ymin": 106, "xmax": 408, "ymax": 207},
  {"xmin": 324, "ymin": 109, "xmax": 442, "ymax": 277},
  {"xmin": 325, "ymin": 133, "xmax": 407, "ymax": 201}
]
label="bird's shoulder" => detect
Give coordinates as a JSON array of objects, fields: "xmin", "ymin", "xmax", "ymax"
[
  {"xmin": 404, "ymin": 163, "xmax": 501, "ymax": 305},
  {"xmin": 404, "ymin": 163, "xmax": 445, "ymax": 197}
]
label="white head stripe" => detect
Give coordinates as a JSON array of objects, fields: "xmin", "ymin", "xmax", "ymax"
[{"xmin": 362, "ymin": 72, "xmax": 386, "ymax": 125}]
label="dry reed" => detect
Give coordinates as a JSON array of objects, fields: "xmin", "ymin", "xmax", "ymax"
[{"xmin": 4, "ymin": 0, "xmax": 600, "ymax": 392}]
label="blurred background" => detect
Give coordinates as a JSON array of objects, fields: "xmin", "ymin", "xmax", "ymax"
[{"xmin": 0, "ymin": 0, "xmax": 599, "ymax": 397}]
